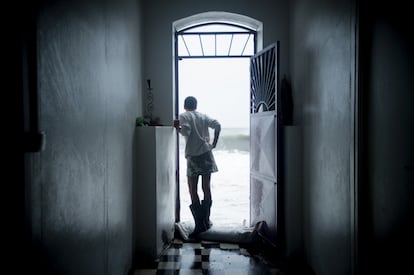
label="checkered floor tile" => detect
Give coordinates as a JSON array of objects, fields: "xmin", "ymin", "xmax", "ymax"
[{"xmin": 134, "ymin": 239, "xmax": 284, "ymax": 275}]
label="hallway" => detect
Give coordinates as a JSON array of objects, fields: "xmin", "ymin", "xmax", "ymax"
[
  {"xmin": 9, "ymin": 0, "xmax": 413, "ymax": 274},
  {"xmin": 133, "ymin": 239, "xmax": 284, "ymax": 275}
]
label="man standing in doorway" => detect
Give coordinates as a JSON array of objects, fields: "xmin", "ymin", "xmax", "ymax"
[{"xmin": 174, "ymin": 96, "xmax": 221, "ymax": 239}]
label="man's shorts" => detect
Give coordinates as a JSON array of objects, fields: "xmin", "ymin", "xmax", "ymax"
[{"xmin": 186, "ymin": 150, "xmax": 218, "ymax": 177}]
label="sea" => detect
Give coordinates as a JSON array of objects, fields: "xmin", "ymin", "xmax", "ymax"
[{"xmin": 179, "ymin": 128, "xmax": 250, "ymax": 227}]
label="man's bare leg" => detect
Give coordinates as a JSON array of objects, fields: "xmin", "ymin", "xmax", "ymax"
[
  {"xmin": 187, "ymin": 175, "xmax": 200, "ymax": 205},
  {"xmin": 201, "ymin": 174, "xmax": 211, "ymax": 201}
]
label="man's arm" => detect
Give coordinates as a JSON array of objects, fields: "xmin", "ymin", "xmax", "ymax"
[
  {"xmin": 173, "ymin": 119, "xmax": 181, "ymax": 131},
  {"xmin": 211, "ymin": 123, "xmax": 221, "ymax": 148},
  {"xmin": 175, "ymin": 116, "xmax": 191, "ymax": 136}
]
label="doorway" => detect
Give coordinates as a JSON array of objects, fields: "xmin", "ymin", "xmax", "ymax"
[
  {"xmin": 178, "ymin": 58, "xmax": 250, "ymax": 227},
  {"xmin": 174, "ymin": 22, "xmax": 257, "ymax": 227}
]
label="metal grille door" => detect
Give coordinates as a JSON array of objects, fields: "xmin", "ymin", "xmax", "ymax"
[{"xmin": 250, "ymin": 42, "xmax": 281, "ymax": 243}]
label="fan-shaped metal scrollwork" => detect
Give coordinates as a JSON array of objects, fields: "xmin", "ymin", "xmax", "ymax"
[{"xmin": 250, "ymin": 45, "xmax": 277, "ymax": 113}]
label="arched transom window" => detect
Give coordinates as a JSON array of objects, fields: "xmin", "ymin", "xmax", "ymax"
[{"xmin": 176, "ymin": 23, "xmax": 257, "ymax": 58}]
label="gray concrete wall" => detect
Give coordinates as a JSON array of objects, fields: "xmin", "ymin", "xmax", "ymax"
[
  {"xmin": 289, "ymin": 0, "xmax": 355, "ymax": 274},
  {"xmin": 25, "ymin": 0, "xmax": 142, "ymax": 274},
  {"xmin": 358, "ymin": 2, "xmax": 414, "ymax": 273}
]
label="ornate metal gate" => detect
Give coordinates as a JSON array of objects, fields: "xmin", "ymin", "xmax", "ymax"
[{"xmin": 250, "ymin": 42, "xmax": 281, "ymax": 244}]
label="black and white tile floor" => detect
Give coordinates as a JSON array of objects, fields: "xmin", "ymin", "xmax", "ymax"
[{"xmin": 134, "ymin": 239, "xmax": 285, "ymax": 275}]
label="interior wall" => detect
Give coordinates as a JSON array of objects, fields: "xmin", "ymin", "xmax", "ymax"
[
  {"xmin": 24, "ymin": 0, "xmax": 142, "ymax": 274},
  {"xmin": 359, "ymin": 2, "xmax": 414, "ymax": 274},
  {"xmin": 289, "ymin": 0, "xmax": 355, "ymax": 274},
  {"xmin": 141, "ymin": 0, "xmax": 289, "ymax": 125}
]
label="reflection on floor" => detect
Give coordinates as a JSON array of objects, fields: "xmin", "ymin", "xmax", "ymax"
[{"xmin": 133, "ymin": 239, "xmax": 285, "ymax": 275}]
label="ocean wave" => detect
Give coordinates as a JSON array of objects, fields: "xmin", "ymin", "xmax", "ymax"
[
  {"xmin": 215, "ymin": 134, "xmax": 249, "ymax": 152},
  {"xmin": 179, "ymin": 128, "xmax": 250, "ymax": 153}
]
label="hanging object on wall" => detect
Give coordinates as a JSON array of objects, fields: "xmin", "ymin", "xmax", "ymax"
[
  {"xmin": 146, "ymin": 79, "xmax": 154, "ymax": 121},
  {"xmin": 144, "ymin": 79, "xmax": 162, "ymax": 126}
]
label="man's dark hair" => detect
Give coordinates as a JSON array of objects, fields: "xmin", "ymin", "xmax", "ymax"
[{"xmin": 184, "ymin": 96, "xmax": 197, "ymax": 110}]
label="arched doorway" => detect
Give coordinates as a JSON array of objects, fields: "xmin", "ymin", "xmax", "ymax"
[{"xmin": 173, "ymin": 12, "xmax": 263, "ymax": 228}]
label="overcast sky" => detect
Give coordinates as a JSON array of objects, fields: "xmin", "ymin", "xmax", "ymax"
[{"xmin": 178, "ymin": 58, "xmax": 250, "ymax": 128}]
